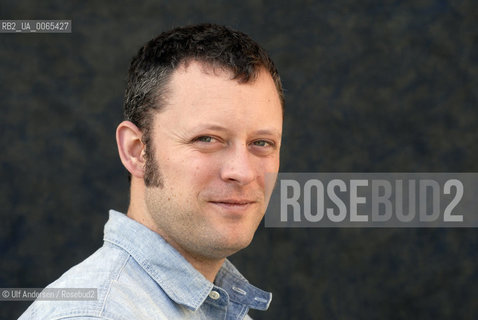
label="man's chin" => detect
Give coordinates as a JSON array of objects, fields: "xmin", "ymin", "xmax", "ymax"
[
  {"xmin": 198, "ymin": 234, "xmax": 254, "ymax": 260},
  {"xmin": 217, "ymin": 235, "xmax": 255, "ymax": 257}
]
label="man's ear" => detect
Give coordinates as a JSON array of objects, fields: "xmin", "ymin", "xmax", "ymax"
[{"xmin": 116, "ymin": 121, "xmax": 146, "ymax": 179}]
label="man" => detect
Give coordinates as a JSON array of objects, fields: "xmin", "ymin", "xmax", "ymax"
[{"xmin": 19, "ymin": 23, "xmax": 283, "ymax": 319}]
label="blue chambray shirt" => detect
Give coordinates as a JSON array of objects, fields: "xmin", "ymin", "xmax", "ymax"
[{"xmin": 19, "ymin": 210, "xmax": 272, "ymax": 319}]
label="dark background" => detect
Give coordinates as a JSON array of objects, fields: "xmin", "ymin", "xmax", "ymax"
[{"xmin": 1, "ymin": 0, "xmax": 477, "ymax": 319}]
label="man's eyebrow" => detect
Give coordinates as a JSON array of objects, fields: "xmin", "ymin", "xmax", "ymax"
[
  {"xmin": 196, "ymin": 124, "xmax": 229, "ymax": 131},
  {"xmin": 191, "ymin": 125, "xmax": 281, "ymax": 138},
  {"xmin": 252, "ymin": 129, "xmax": 282, "ymax": 139},
  {"xmin": 189, "ymin": 124, "xmax": 230, "ymax": 133}
]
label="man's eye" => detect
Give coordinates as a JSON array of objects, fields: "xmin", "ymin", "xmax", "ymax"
[
  {"xmin": 196, "ymin": 136, "xmax": 213, "ymax": 143},
  {"xmin": 252, "ymin": 140, "xmax": 272, "ymax": 147}
]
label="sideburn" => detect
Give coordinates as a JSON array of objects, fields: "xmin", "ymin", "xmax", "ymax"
[{"xmin": 143, "ymin": 133, "xmax": 164, "ymax": 188}]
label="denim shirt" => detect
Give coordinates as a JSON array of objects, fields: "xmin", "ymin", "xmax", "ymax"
[{"xmin": 19, "ymin": 210, "xmax": 272, "ymax": 319}]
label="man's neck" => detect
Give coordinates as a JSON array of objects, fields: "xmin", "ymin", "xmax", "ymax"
[
  {"xmin": 174, "ymin": 247, "xmax": 225, "ymax": 283},
  {"xmin": 127, "ymin": 209, "xmax": 224, "ymax": 283}
]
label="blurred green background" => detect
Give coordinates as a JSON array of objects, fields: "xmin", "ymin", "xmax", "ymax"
[{"xmin": 1, "ymin": 0, "xmax": 477, "ymax": 319}]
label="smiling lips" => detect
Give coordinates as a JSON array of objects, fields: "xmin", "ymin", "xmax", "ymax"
[{"xmin": 209, "ymin": 199, "xmax": 257, "ymax": 211}]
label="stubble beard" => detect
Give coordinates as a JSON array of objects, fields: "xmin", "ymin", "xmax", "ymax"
[{"xmin": 142, "ymin": 139, "xmax": 264, "ymax": 261}]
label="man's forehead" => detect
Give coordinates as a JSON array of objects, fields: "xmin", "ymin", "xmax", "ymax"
[{"xmin": 163, "ymin": 60, "xmax": 280, "ymax": 106}]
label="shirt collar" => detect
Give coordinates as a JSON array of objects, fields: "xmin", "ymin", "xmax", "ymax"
[
  {"xmin": 103, "ymin": 210, "xmax": 272, "ymax": 311},
  {"xmin": 215, "ymin": 259, "xmax": 272, "ymax": 311}
]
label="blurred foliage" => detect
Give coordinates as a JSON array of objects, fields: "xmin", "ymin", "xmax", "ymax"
[{"xmin": 1, "ymin": 0, "xmax": 477, "ymax": 319}]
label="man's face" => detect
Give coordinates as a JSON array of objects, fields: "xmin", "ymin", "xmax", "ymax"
[{"xmin": 144, "ymin": 61, "xmax": 282, "ymax": 261}]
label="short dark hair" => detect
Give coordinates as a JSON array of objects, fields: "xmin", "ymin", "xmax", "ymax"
[{"xmin": 123, "ymin": 23, "xmax": 283, "ymax": 137}]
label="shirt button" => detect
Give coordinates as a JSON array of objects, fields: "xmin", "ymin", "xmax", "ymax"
[{"xmin": 209, "ymin": 290, "xmax": 220, "ymax": 300}]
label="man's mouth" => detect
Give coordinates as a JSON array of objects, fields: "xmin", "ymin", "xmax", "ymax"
[{"xmin": 208, "ymin": 199, "xmax": 256, "ymax": 210}]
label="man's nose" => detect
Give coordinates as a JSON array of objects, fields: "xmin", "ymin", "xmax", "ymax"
[{"xmin": 219, "ymin": 144, "xmax": 256, "ymax": 185}]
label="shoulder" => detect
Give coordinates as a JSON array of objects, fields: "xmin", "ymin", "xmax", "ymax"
[
  {"xmin": 18, "ymin": 244, "xmax": 132, "ymax": 320},
  {"xmin": 18, "ymin": 243, "xmax": 180, "ymax": 320}
]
